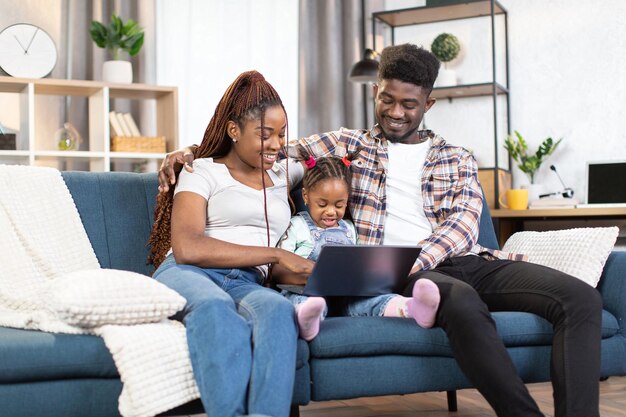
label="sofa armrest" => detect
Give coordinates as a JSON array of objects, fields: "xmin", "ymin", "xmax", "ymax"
[{"xmin": 598, "ymin": 251, "xmax": 626, "ymax": 332}]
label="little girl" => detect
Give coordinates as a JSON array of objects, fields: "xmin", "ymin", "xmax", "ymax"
[{"xmin": 275, "ymin": 147, "xmax": 440, "ymax": 341}]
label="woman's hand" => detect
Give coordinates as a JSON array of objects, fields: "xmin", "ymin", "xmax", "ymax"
[
  {"xmin": 277, "ymin": 250, "xmax": 315, "ymax": 275},
  {"xmin": 272, "ymin": 251, "xmax": 314, "ymax": 285},
  {"xmin": 158, "ymin": 146, "xmax": 197, "ymax": 192}
]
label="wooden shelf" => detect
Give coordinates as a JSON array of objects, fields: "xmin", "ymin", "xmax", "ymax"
[
  {"xmin": 34, "ymin": 150, "xmax": 107, "ymax": 158},
  {"xmin": 492, "ymin": 207, "xmax": 626, "ymax": 218},
  {"xmin": 373, "ymin": 0, "xmax": 505, "ymax": 27},
  {"xmin": 431, "ymin": 82, "xmax": 508, "ymax": 100},
  {"xmin": 110, "ymin": 152, "xmax": 166, "ymax": 159},
  {"xmin": 491, "ymin": 206, "xmax": 626, "ymax": 246},
  {"xmin": 0, "ymin": 76, "xmax": 178, "ymax": 172}
]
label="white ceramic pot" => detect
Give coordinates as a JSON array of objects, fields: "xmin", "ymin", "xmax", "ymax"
[
  {"xmin": 522, "ymin": 183, "xmax": 546, "ymax": 203},
  {"xmin": 435, "ymin": 68, "xmax": 457, "ymax": 87},
  {"xmin": 102, "ymin": 60, "xmax": 133, "ymax": 84}
]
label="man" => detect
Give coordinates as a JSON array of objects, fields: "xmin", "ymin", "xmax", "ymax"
[{"xmin": 159, "ymin": 44, "xmax": 602, "ymax": 417}]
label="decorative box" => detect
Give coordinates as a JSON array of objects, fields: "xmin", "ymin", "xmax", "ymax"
[{"xmin": 110, "ymin": 136, "xmax": 166, "ymax": 153}]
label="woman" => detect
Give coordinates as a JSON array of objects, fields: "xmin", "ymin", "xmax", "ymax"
[{"xmin": 148, "ymin": 71, "xmax": 313, "ymax": 417}]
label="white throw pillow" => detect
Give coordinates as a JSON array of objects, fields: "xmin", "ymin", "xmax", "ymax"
[
  {"xmin": 48, "ymin": 269, "xmax": 186, "ymax": 328},
  {"xmin": 502, "ymin": 227, "xmax": 619, "ymax": 287}
]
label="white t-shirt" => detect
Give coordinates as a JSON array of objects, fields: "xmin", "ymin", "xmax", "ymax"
[
  {"xmin": 383, "ymin": 140, "xmax": 433, "ymax": 246},
  {"xmin": 174, "ymin": 158, "xmax": 304, "ymax": 249}
]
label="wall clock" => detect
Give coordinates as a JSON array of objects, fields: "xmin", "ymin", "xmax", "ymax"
[{"xmin": 0, "ymin": 23, "xmax": 57, "ymax": 79}]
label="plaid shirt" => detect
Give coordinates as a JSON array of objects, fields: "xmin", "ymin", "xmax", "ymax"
[{"xmin": 296, "ymin": 126, "xmax": 525, "ymax": 271}]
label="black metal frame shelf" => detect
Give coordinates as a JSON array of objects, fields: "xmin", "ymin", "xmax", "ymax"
[
  {"xmin": 372, "ymin": 0, "xmax": 511, "ymax": 208},
  {"xmin": 431, "ymin": 81, "xmax": 508, "ymax": 100}
]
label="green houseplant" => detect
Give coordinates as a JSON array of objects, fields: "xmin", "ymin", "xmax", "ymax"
[
  {"xmin": 431, "ymin": 33, "xmax": 461, "ymax": 65},
  {"xmin": 431, "ymin": 33, "xmax": 461, "ymax": 86},
  {"xmin": 504, "ymin": 130, "xmax": 563, "ymax": 184},
  {"xmin": 89, "ymin": 14, "xmax": 144, "ymax": 60},
  {"xmin": 89, "ymin": 14, "xmax": 144, "ymax": 84}
]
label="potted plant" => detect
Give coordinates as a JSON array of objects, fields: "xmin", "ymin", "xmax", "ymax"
[
  {"xmin": 90, "ymin": 14, "xmax": 144, "ymax": 84},
  {"xmin": 431, "ymin": 32, "xmax": 461, "ymax": 87},
  {"xmin": 504, "ymin": 130, "xmax": 562, "ymax": 199}
]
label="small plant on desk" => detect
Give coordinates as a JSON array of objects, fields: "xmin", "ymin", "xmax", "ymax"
[{"xmin": 504, "ymin": 130, "xmax": 562, "ymax": 184}]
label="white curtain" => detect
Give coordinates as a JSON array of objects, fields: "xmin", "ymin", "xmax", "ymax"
[
  {"xmin": 155, "ymin": 0, "xmax": 299, "ymax": 147},
  {"xmin": 298, "ymin": 0, "xmax": 384, "ymax": 137}
]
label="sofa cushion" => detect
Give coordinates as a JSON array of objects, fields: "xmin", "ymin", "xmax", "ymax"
[
  {"xmin": 0, "ymin": 327, "xmax": 118, "ymax": 383},
  {"xmin": 309, "ymin": 310, "xmax": 620, "ymax": 359},
  {"xmin": 502, "ymin": 227, "xmax": 619, "ymax": 287},
  {"xmin": 61, "ymin": 171, "xmax": 158, "ymax": 276},
  {"xmin": 0, "ymin": 325, "xmax": 312, "ymax": 385},
  {"xmin": 48, "ymin": 269, "xmax": 186, "ymax": 328}
]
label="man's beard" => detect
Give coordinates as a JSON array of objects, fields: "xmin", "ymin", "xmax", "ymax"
[{"xmin": 381, "ymin": 125, "xmax": 419, "ymax": 143}]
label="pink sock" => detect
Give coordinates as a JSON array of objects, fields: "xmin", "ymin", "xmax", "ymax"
[
  {"xmin": 406, "ymin": 278, "xmax": 440, "ymax": 328},
  {"xmin": 295, "ymin": 297, "xmax": 326, "ymax": 341}
]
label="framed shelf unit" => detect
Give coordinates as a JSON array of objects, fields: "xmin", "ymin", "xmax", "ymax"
[
  {"xmin": 0, "ymin": 76, "xmax": 178, "ymax": 172},
  {"xmin": 372, "ymin": 0, "xmax": 511, "ymax": 207}
]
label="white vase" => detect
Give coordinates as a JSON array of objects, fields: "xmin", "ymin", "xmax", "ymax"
[
  {"xmin": 102, "ymin": 61, "xmax": 133, "ymax": 84},
  {"xmin": 435, "ymin": 68, "xmax": 456, "ymax": 87},
  {"xmin": 522, "ymin": 183, "xmax": 545, "ymax": 203}
]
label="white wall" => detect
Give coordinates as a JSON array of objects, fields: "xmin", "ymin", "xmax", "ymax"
[
  {"xmin": 505, "ymin": 0, "xmax": 626, "ymax": 198},
  {"xmin": 4, "ymin": 0, "xmax": 623, "ymax": 203},
  {"xmin": 156, "ymin": 0, "xmax": 299, "ymax": 148},
  {"xmin": 381, "ymin": 0, "xmax": 626, "ymax": 200}
]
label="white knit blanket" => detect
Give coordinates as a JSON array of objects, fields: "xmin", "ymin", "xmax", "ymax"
[{"xmin": 0, "ymin": 165, "xmax": 200, "ymax": 417}]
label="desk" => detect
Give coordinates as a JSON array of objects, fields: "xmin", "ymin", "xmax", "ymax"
[{"xmin": 490, "ymin": 207, "xmax": 626, "ymax": 247}]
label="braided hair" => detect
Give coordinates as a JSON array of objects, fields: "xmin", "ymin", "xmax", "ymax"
[
  {"xmin": 299, "ymin": 145, "xmax": 363, "ymax": 195},
  {"xmin": 148, "ymin": 71, "xmax": 287, "ymax": 269}
]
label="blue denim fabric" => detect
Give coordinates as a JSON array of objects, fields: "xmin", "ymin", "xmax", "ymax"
[
  {"xmin": 283, "ymin": 291, "xmax": 395, "ymax": 318},
  {"xmin": 154, "ymin": 254, "xmax": 297, "ymax": 417},
  {"xmin": 285, "ymin": 212, "xmax": 396, "ymax": 318},
  {"xmin": 299, "ymin": 211, "xmax": 355, "ymax": 261}
]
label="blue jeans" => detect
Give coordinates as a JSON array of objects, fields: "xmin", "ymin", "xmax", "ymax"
[
  {"xmin": 154, "ymin": 254, "xmax": 298, "ymax": 417},
  {"xmin": 283, "ymin": 291, "xmax": 396, "ymax": 318}
]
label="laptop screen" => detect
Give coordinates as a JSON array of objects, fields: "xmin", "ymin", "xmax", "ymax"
[{"xmin": 587, "ymin": 161, "xmax": 626, "ymax": 204}]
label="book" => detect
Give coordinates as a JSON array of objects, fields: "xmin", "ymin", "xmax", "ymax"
[
  {"xmin": 109, "ymin": 111, "xmax": 124, "ymax": 137},
  {"xmin": 114, "ymin": 112, "xmax": 133, "ymax": 136},
  {"xmin": 529, "ymin": 197, "xmax": 579, "ymax": 209},
  {"xmin": 122, "ymin": 112, "xmax": 142, "ymax": 137}
]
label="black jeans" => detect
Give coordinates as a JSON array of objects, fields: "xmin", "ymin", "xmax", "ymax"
[{"xmin": 404, "ymin": 255, "xmax": 602, "ymax": 417}]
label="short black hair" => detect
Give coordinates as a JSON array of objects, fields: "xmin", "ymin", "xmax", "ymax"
[{"xmin": 378, "ymin": 44, "xmax": 440, "ymax": 92}]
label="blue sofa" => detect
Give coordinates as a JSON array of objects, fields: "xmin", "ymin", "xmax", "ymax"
[{"xmin": 1, "ymin": 171, "xmax": 625, "ymax": 417}]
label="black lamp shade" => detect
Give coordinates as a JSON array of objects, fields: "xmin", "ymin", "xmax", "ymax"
[{"xmin": 348, "ymin": 49, "xmax": 379, "ymax": 83}]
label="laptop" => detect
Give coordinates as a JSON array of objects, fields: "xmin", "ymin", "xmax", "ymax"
[
  {"xmin": 278, "ymin": 245, "xmax": 421, "ymax": 297},
  {"xmin": 577, "ymin": 161, "xmax": 626, "ymax": 208}
]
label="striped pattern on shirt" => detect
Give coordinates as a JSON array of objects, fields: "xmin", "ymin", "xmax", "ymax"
[{"xmin": 297, "ymin": 126, "xmax": 525, "ymax": 271}]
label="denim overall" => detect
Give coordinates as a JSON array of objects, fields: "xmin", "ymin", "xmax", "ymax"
[
  {"xmin": 284, "ymin": 212, "xmax": 396, "ymax": 318},
  {"xmin": 300, "ymin": 211, "xmax": 355, "ymax": 261}
]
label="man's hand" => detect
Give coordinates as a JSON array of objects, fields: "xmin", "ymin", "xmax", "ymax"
[{"xmin": 158, "ymin": 146, "xmax": 197, "ymax": 193}]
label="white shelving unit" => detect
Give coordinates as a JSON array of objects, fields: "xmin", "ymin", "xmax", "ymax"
[{"xmin": 0, "ymin": 76, "xmax": 178, "ymax": 172}]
